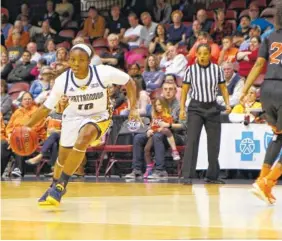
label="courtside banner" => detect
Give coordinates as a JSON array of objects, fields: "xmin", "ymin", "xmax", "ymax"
[{"xmin": 196, "ymin": 124, "xmax": 281, "ymax": 169}]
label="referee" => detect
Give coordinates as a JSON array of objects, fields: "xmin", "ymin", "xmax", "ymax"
[{"xmin": 180, "ymin": 43, "xmax": 231, "ymax": 184}]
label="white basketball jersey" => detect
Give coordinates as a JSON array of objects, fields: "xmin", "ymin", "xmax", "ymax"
[{"xmin": 63, "ymin": 66, "xmax": 110, "ymax": 117}]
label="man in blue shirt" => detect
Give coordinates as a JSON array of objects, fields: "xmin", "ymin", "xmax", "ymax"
[{"xmin": 237, "ymin": 2, "xmax": 273, "ymax": 33}]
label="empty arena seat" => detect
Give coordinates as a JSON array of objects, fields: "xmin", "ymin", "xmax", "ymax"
[
  {"xmin": 56, "ymin": 41, "xmax": 71, "ymax": 50},
  {"xmin": 1, "ymin": 7, "xmax": 9, "ymax": 18},
  {"xmin": 228, "ymin": 0, "xmax": 247, "ymax": 10},
  {"xmin": 208, "ymin": 1, "xmax": 226, "ymax": 10},
  {"xmin": 92, "ymin": 38, "xmax": 108, "ymax": 48},
  {"xmin": 260, "ymin": 8, "xmax": 275, "ymax": 18},
  {"xmin": 250, "ymin": 0, "xmax": 267, "ymax": 8},
  {"xmin": 206, "ymin": 10, "xmax": 216, "ymax": 20},
  {"xmin": 225, "ymin": 10, "xmax": 237, "ymax": 20},
  {"xmin": 59, "ymin": 29, "xmax": 75, "ymax": 39},
  {"xmin": 8, "ymin": 82, "xmax": 30, "ymax": 101}
]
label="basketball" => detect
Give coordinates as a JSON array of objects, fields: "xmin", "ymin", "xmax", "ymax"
[{"xmin": 10, "ymin": 126, "xmax": 39, "ymax": 156}]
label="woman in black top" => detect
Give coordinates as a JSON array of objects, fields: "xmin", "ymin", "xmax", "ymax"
[
  {"xmin": 149, "ymin": 24, "xmax": 168, "ymax": 55},
  {"xmin": 180, "ymin": 43, "xmax": 231, "ymax": 184}
]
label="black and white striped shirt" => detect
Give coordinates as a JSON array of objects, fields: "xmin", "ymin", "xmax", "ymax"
[{"xmin": 183, "ymin": 63, "xmax": 225, "ymax": 103}]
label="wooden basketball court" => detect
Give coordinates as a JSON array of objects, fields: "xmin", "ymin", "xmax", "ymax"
[{"xmin": 1, "ymin": 181, "xmax": 282, "ymax": 239}]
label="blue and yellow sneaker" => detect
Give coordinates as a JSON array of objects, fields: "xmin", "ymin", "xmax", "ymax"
[
  {"xmin": 38, "ymin": 188, "xmax": 52, "ymax": 206},
  {"xmin": 38, "ymin": 186, "xmax": 67, "ymax": 206},
  {"xmin": 46, "ymin": 183, "xmax": 65, "ymax": 206}
]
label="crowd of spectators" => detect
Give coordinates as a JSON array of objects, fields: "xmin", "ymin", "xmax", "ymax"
[{"xmin": 0, "ymin": 0, "xmax": 276, "ymax": 179}]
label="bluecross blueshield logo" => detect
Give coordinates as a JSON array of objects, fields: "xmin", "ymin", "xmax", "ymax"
[{"xmin": 235, "ymin": 132, "xmax": 260, "ymax": 161}]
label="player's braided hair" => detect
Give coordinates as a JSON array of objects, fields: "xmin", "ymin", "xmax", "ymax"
[{"xmin": 275, "ymin": 2, "xmax": 282, "ymax": 29}]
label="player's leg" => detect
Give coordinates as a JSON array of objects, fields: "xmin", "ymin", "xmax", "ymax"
[
  {"xmin": 47, "ymin": 119, "xmax": 110, "ymax": 206},
  {"xmin": 38, "ymin": 146, "xmax": 71, "ymax": 205}
]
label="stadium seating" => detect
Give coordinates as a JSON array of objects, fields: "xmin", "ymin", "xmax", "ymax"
[
  {"xmin": 208, "ymin": 1, "xmax": 226, "ymax": 10},
  {"xmin": 228, "ymin": 0, "xmax": 247, "ymax": 10}
]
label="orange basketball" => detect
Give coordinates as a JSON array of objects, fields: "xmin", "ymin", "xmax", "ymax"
[{"xmin": 10, "ymin": 126, "xmax": 39, "ymax": 156}]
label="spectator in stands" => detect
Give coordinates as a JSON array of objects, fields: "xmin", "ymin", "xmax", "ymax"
[
  {"xmin": 187, "ymin": 31, "xmax": 220, "ymax": 64},
  {"xmin": 167, "ymin": 10, "xmax": 187, "ymax": 45},
  {"xmin": 217, "ymin": 62, "xmax": 243, "ymax": 108},
  {"xmin": 248, "ymin": 2, "xmax": 273, "ymax": 33},
  {"xmin": 100, "ymin": 34, "xmax": 125, "ymax": 69},
  {"xmin": 210, "ymin": 9, "xmax": 233, "ymax": 46},
  {"xmin": 140, "ymin": 12, "xmax": 158, "ymax": 48},
  {"xmin": 128, "ymin": 63, "xmax": 142, "ymax": 77},
  {"xmin": 125, "ymin": 79, "xmax": 185, "ymax": 179},
  {"xmin": 21, "ymin": 42, "xmax": 41, "ymax": 64},
  {"xmin": 237, "ymin": 16, "xmax": 251, "ymax": 40},
  {"xmin": 232, "ymin": 31, "xmax": 245, "ymax": 49},
  {"xmin": 16, "ymin": 3, "xmax": 34, "ymax": 23},
  {"xmin": 51, "ymin": 47, "xmax": 69, "ymax": 69},
  {"xmin": 41, "ymin": 39, "xmax": 56, "ymax": 65},
  {"xmin": 25, "ymin": 95, "xmax": 68, "ymax": 166},
  {"xmin": 218, "ymin": 36, "xmax": 238, "ymax": 65},
  {"xmin": 160, "ymin": 45, "xmax": 187, "ymax": 79},
  {"xmin": 55, "ymin": 0, "xmax": 74, "ymax": 28},
  {"xmin": 149, "ymin": 24, "xmax": 168, "ymax": 55},
  {"xmin": 196, "ymin": 9, "xmax": 213, "ymax": 33},
  {"xmin": 236, "ymin": 36, "xmax": 266, "ymax": 79},
  {"xmin": 142, "ymin": 54, "xmax": 165, "ymax": 92},
  {"xmin": 104, "ymin": 5, "xmax": 127, "ymax": 39},
  {"xmin": 20, "ymin": 15, "xmax": 42, "ymax": 39},
  {"xmin": 30, "ymin": 66, "xmax": 54, "ymax": 99},
  {"xmin": 7, "ymin": 32, "xmax": 24, "ymax": 63},
  {"xmin": 6, "ymin": 92, "xmax": 46, "ymax": 177},
  {"xmin": 35, "ymin": 76, "xmax": 55, "ymax": 105},
  {"xmin": 239, "ymin": 25, "xmax": 261, "ymax": 51},
  {"xmin": 153, "ymin": 0, "xmax": 172, "ymax": 24},
  {"xmin": 32, "ymin": 21, "xmax": 55, "ymax": 53},
  {"xmin": 109, "ymin": 84, "xmax": 127, "ymax": 115},
  {"xmin": 72, "ymin": 36, "xmax": 84, "ymax": 45},
  {"xmin": 1, "ymin": 79, "xmax": 12, "ymax": 123},
  {"xmin": 30, "ymin": 59, "xmax": 47, "ymax": 79},
  {"xmin": 7, "ymin": 50, "xmax": 36, "ymax": 84},
  {"xmin": 41, "ymin": 0, "xmax": 61, "ymax": 34},
  {"xmin": 172, "ymin": 0, "xmax": 195, "ymax": 22},
  {"xmin": 1, "ymin": 52, "xmax": 13, "ymax": 80},
  {"xmin": 1, "ymin": 113, "xmax": 11, "ymax": 177},
  {"xmin": 229, "ymin": 86, "xmax": 262, "ymax": 123},
  {"xmin": 81, "ymin": 7, "xmax": 105, "ymax": 42},
  {"xmin": 122, "ymin": 12, "xmax": 143, "ymax": 49},
  {"xmin": 5, "ymin": 20, "xmax": 30, "ymax": 48},
  {"xmin": 186, "ymin": 20, "xmax": 202, "ymax": 50},
  {"xmin": 1, "ymin": 13, "xmax": 13, "ymax": 40}
]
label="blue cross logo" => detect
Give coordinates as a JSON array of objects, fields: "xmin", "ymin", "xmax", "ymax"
[{"xmin": 235, "ymin": 132, "xmax": 260, "ymax": 161}]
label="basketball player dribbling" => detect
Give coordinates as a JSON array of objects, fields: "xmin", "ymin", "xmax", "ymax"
[
  {"xmin": 240, "ymin": 3, "xmax": 282, "ymax": 204},
  {"xmin": 25, "ymin": 43, "xmax": 140, "ymax": 206}
]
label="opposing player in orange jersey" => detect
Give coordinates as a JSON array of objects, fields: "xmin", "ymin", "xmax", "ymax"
[{"xmin": 240, "ymin": 3, "xmax": 282, "ymax": 204}]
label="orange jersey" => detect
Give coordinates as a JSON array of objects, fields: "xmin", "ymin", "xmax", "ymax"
[{"xmin": 151, "ymin": 114, "xmax": 173, "ymax": 132}]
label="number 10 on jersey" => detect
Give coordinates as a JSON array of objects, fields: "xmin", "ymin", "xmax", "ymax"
[{"xmin": 78, "ymin": 103, "xmax": 94, "ymax": 110}]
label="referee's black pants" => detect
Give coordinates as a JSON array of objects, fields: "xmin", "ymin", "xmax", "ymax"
[{"xmin": 182, "ymin": 99, "xmax": 221, "ymax": 180}]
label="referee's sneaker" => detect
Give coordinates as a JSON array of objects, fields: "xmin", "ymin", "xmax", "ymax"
[{"xmin": 180, "ymin": 43, "xmax": 231, "ymax": 184}]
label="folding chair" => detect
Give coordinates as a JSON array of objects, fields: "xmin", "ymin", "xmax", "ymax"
[{"xmin": 104, "ymin": 117, "xmax": 150, "ymax": 177}]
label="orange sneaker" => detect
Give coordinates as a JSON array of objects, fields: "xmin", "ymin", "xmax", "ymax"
[{"xmin": 251, "ymin": 178, "xmax": 276, "ymax": 204}]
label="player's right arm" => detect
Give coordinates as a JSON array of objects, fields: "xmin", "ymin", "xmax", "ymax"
[{"xmin": 26, "ymin": 75, "xmax": 65, "ymax": 128}]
